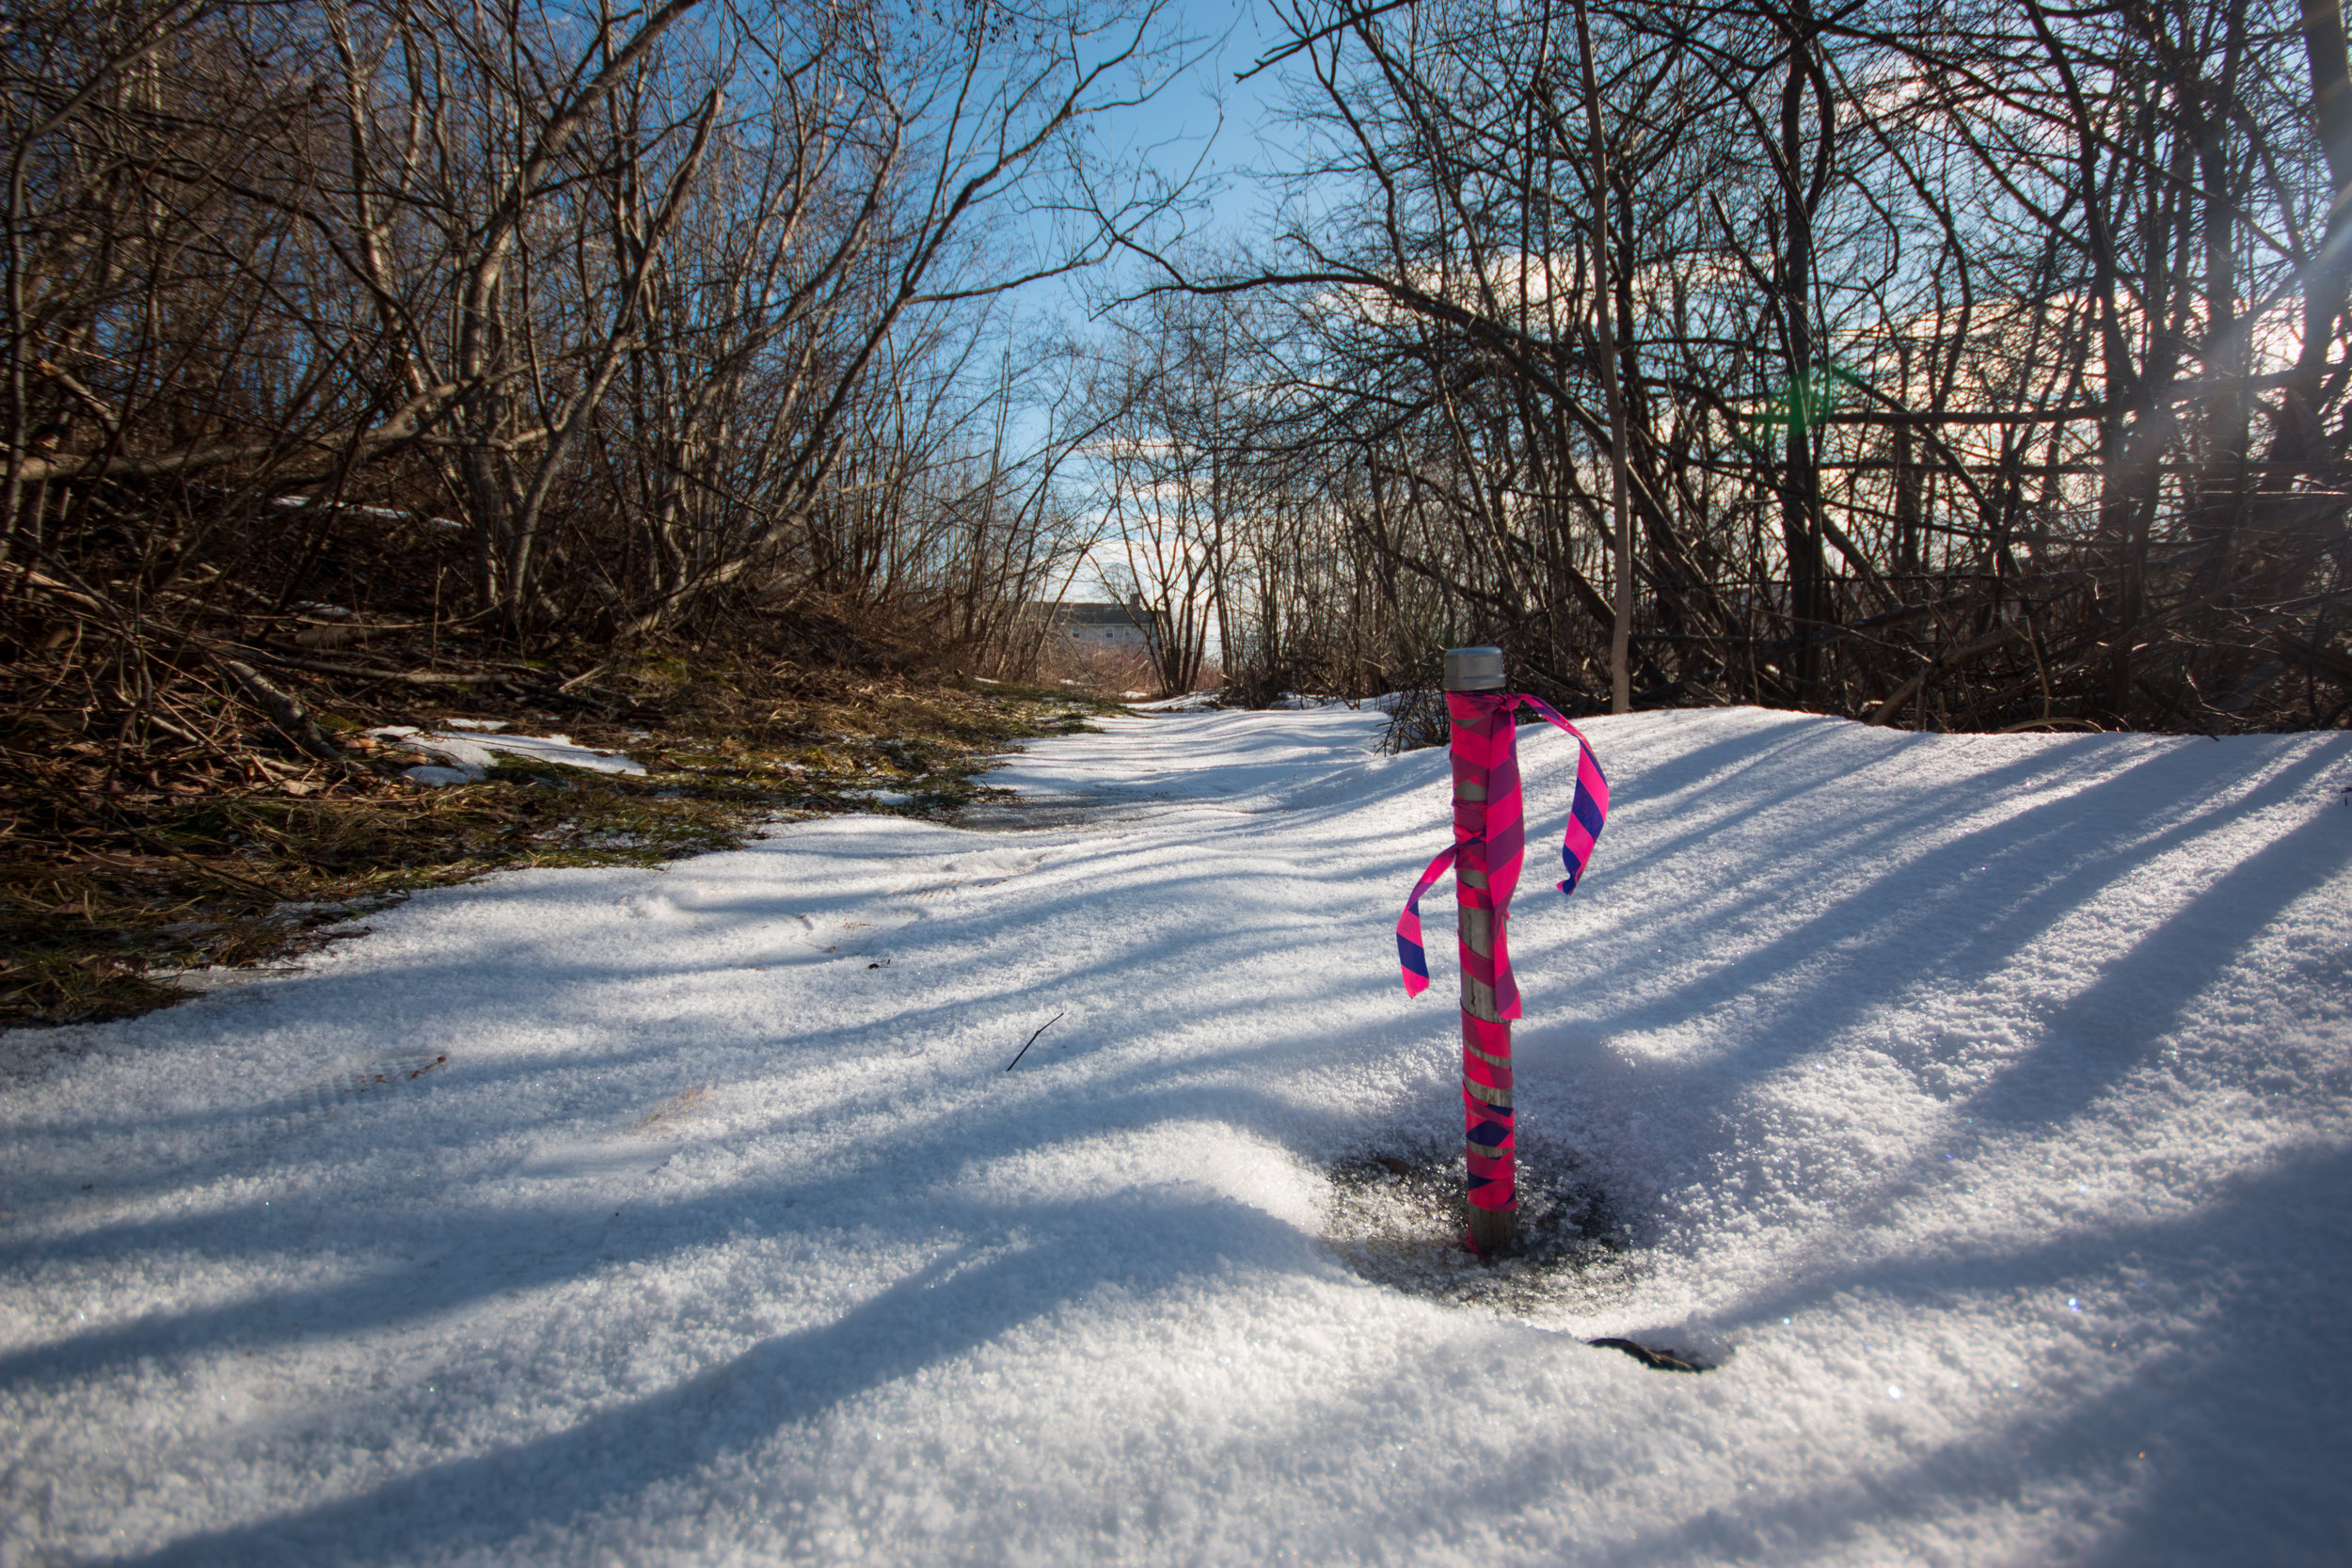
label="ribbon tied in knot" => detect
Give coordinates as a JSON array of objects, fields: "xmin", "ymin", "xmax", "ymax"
[{"xmin": 1394, "ymin": 691, "xmax": 1610, "ymax": 1017}]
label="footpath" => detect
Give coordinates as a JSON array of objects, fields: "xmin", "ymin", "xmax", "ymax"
[{"xmin": 3, "ymin": 706, "xmax": 2348, "ymax": 1566}]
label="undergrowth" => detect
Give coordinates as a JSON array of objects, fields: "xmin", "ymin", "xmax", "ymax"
[{"xmin": 1, "ymin": 659, "xmax": 1122, "ymax": 1030}]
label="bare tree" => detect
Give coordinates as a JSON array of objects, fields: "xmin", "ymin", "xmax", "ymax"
[{"xmin": 1101, "ymin": 0, "xmax": 2347, "ymax": 731}]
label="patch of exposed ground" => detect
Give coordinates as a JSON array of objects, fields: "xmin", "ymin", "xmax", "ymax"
[
  {"xmin": 1325, "ymin": 1140, "xmax": 1717, "ymax": 1370},
  {"xmin": 1324, "ymin": 1138, "xmax": 1645, "ymax": 1318},
  {"xmin": 0, "ymin": 663, "xmax": 1123, "ymax": 1030}
]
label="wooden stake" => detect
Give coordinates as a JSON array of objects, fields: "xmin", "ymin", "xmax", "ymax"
[{"xmin": 1444, "ymin": 645, "xmax": 1517, "ymax": 1256}]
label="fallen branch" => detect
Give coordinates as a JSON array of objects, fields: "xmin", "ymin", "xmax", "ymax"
[
  {"xmin": 215, "ymin": 658, "xmax": 344, "ymax": 760},
  {"xmin": 1867, "ymin": 624, "xmax": 2029, "ymax": 726},
  {"xmin": 227, "ymin": 644, "xmax": 489, "ymax": 687}
]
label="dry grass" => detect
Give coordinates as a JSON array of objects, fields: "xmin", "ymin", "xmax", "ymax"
[{"xmin": 0, "ymin": 659, "xmax": 1120, "ymax": 1030}]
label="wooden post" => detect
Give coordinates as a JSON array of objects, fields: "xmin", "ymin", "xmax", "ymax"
[{"xmin": 1445, "ymin": 644, "xmax": 1517, "ymax": 1256}]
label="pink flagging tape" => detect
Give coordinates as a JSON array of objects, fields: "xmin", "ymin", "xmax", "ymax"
[
  {"xmin": 1394, "ymin": 691, "xmax": 1607, "ymax": 1227},
  {"xmin": 1462, "ymin": 1015, "xmax": 1513, "ymax": 1057},
  {"xmin": 1462, "ymin": 1052, "xmax": 1514, "ymax": 1092},
  {"xmin": 1392, "ymin": 694, "xmax": 1611, "ymax": 1007},
  {"xmin": 1395, "ymin": 843, "xmax": 1459, "ymax": 997}
]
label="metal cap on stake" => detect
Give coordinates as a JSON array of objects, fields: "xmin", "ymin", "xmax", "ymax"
[
  {"xmin": 1443, "ymin": 644, "xmax": 1517, "ymax": 1256},
  {"xmin": 1442, "ymin": 645, "xmax": 1506, "ymax": 691}
]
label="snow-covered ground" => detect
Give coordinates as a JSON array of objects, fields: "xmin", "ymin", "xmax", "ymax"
[
  {"xmin": 366, "ymin": 724, "xmax": 646, "ymax": 786},
  {"xmin": 4, "ymin": 707, "xmax": 2348, "ymax": 1566}
]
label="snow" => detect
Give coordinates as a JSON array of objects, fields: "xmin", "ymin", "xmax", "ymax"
[
  {"xmin": 464, "ymin": 732, "xmax": 645, "ymax": 776},
  {"xmin": 368, "ymin": 725, "xmax": 646, "ymax": 784},
  {"xmin": 398, "ymin": 764, "xmax": 478, "ymax": 787},
  {"xmin": 4, "ymin": 707, "xmax": 2348, "ymax": 1566}
]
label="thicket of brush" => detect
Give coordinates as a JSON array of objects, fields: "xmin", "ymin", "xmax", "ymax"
[
  {"xmin": 0, "ymin": 0, "xmax": 1184, "ymax": 1022},
  {"xmin": 1091, "ymin": 0, "xmax": 2352, "ymax": 730}
]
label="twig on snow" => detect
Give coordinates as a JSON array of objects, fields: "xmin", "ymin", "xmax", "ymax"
[{"xmin": 1003, "ymin": 1010, "xmax": 1066, "ymax": 1072}]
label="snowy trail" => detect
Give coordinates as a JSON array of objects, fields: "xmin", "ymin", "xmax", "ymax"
[{"xmin": 3, "ymin": 706, "xmax": 2348, "ymax": 1566}]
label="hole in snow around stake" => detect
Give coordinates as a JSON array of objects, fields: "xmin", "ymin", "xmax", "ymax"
[{"xmin": 1320, "ymin": 1137, "xmax": 1653, "ymax": 1325}]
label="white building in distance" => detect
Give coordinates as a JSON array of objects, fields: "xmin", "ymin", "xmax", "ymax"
[{"xmin": 1044, "ymin": 602, "xmax": 1168, "ymax": 656}]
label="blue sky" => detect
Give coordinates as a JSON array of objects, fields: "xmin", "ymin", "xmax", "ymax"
[
  {"xmin": 1039, "ymin": 0, "xmax": 1303, "ymax": 320},
  {"xmin": 968, "ymin": 1, "xmax": 1326, "ymax": 607}
]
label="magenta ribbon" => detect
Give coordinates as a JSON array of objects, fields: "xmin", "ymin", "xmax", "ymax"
[
  {"xmin": 1393, "ymin": 692, "xmax": 1609, "ymax": 1217},
  {"xmin": 1394, "ymin": 692, "xmax": 1610, "ymax": 1015}
]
